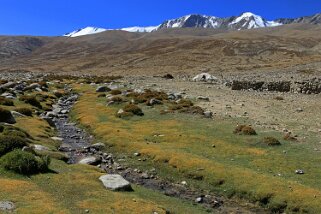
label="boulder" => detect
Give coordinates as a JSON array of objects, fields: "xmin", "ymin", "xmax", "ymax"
[
  {"xmin": 99, "ymin": 174, "xmax": 132, "ymax": 191},
  {"xmin": 0, "ymin": 201, "xmax": 15, "ymax": 211},
  {"xmin": 78, "ymin": 156, "xmax": 101, "ymax": 165},
  {"xmin": 32, "ymin": 144, "xmax": 50, "ymax": 151},
  {"xmin": 96, "ymin": 86, "xmax": 111, "ymax": 93},
  {"xmin": 193, "ymin": 73, "xmax": 218, "ymax": 82},
  {"xmin": 90, "ymin": 143, "xmax": 106, "ymax": 151}
]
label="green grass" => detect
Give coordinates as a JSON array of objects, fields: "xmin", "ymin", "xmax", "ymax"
[
  {"xmin": 0, "ymin": 83, "xmax": 210, "ymax": 214},
  {"xmin": 71, "ymin": 84, "xmax": 321, "ymax": 213}
]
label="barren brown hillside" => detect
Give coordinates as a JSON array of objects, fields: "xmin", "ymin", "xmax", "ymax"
[{"xmin": 1, "ymin": 24, "xmax": 321, "ymax": 76}]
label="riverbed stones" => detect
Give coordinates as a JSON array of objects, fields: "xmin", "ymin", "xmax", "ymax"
[
  {"xmin": 99, "ymin": 174, "xmax": 132, "ymax": 191},
  {"xmin": 32, "ymin": 144, "xmax": 50, "ymax": 151}
]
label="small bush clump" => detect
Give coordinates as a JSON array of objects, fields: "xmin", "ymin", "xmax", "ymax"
[
  {"xmin": 262, "ymin": 137, "xmax": 281, "ymax": 146},
  {"xmin": 274, "ymin": 96, "xmax": 284, "ymax": 101},
  {"xmin": 283, "ymin": 133, "xmax": 298, "ymax": 141},
  {"xmin": 97, "ymin": 93, "xmax": 106, "ymax": 98},
  {"xmin": 234, "ymin": 125, "xmax": 257, "ymax": 135},
  {"xmin": 110, "ymin": 96, "xmax": 124, "ymax": 103},
  {"xmin": 15, "ymin": 107, "xmax": 33, "ymax": 116},
  {"xmin": 19, "ymin": 95, "xmax": 42, "ymax": 109},
  {"xmin": 123, "ymin": 104, "xmax": 144, "ymax": 116},
  {"xmin": 0, "ymin": 108, "xmax": 13, "ymax": 123},
  {"xmin": 0, "ymin": 150, "xmax": 50, "ymax": 175},
  {"xmin": 0, "ymin": 97, "xmax": 14, "ymax": 106},
  {"xmin": 0, "ymin": 135, "xmax": 28, "ymax": 156},
  {"xmin": 110, "ymin": 89, "xmax": 122, "ymax": 95},
  {"xmin": 1, "ymin": 126, "xmax": 32, "ymax": 139},
  {"xmin": 127, "ymin": 90, "xmax": 168, "ymax": 104}
]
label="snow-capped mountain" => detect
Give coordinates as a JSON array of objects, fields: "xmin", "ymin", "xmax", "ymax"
[
  {"xmin": 156, "ymin": 14, "xmax": 221, "ymax": 29},
  {"xmin": 156, "ymin": 12, "xmax": 282, "ymax": 31},
  {"xmin": 64, "ymin": 27, "xmax": 107, "ymax": 37},
  {"xmin": 64, "ymin": 12, "xmax": 321, "ymax": 37},
  {"xmin": 64, "ymin": 26, "xmax": 158, "ymax": 37},
  {"xmin": 228, "ymin": 12, "xmax": 282, "ymax": 30},
  {"xmin": 120, "ymin": 26, "xmax": 158, "ymax": 33}
]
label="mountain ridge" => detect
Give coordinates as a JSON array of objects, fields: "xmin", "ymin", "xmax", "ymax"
[{"xmin": 64, "ymin": 12, "xmax": 321, "ymax": 37}]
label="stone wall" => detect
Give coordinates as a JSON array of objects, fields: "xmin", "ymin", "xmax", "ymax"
[{"xmin": 230, "ymin": 79, "xmax": 321, "ymax": 94}]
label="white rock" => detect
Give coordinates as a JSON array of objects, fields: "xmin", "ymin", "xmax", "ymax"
[
  {"xmin": 99, "ymin": 174, "xmax": 132, "ymax": 191},
  {"xmin": 78, "ymin": 156, "xmax": 101, "ymax": 165},
  {"xmin": 32, "ymin": 144, "xmax": 50, "ymax": 151},
  {"xmin": 193, "ymin": 73, "xmax": 218, "ymax": 82}
]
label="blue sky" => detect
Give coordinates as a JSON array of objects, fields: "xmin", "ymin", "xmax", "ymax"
[{"xmin": 0, "ymin": 0, "xmax": 320, "ymax": 36}]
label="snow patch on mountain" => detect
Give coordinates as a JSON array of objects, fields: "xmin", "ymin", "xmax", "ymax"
[
  {"xmin": 120, "ymin": 26, "xmax": 158, "ymax": 33},
  {"xmin": 64, "ymin": 27, "xmax": 107, "ymax": 37}
]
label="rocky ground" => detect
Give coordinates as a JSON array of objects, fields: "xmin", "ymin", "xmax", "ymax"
[
  {"xmin": 124, "ymin": 75, "xmax": 321, "ymax": 146},
  {"xmin": 1, "ymin": 71, "xmax": 321, "ymax": 213}
]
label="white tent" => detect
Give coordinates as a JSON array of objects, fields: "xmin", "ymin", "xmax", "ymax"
[{"xmin": 192, "ymin": 73, "xmax": 218, "ymax": 82}]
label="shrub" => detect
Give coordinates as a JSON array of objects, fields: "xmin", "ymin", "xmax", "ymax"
[
  {"xmin": 162, "ymin": 74, "xmax": 174, "ymax": 79},
  {"xmin": 0, "ymin": 108, "xmax": 14, "ymax": 123},
  {"xmin": 2, "ymin": 126, "xmax": 31, "ymax": 139},
  {"xmin": 179, "ymin": 106, "xmax": 204, "ymax": 115},
  {"xmin": 169, "ymin": 99, "xmax": 194, "ymax": 111},
  {"xmin": 283, "ymin": 133, "xmax": 298, "ymax": 141},
  {"xmin": 262, "ymin": 137, "xmax": 281, "ymax": 146},
  {"xmin": 110, "ymin": 96, "xmax": 123, "ymax": 103},
  {"xmin": 0, "ymin": 135, "xmax": 28, "ymax": 156},
  {"xmin": 234, "ymin": 125, "xmax": 257, "ymax": 135},
  {"xmin": 274, "ymin": 96, "xmax": 284, "ymax": 101},
  {"xmin": 127, "ymin": 90, "xmax": 168, "ymax": 103},
  {"xmin": 0, "ymin": 97, "xmax": 14, "ymax": 106},
  {"xmin": 15, "ymin": 107, "xmax": 33, "ymax": 116},
  {"xmin": 116, "ymin": 111, "xmax": 134, "ymax": 118},
  {"xmin": 0, "ymin": 150, "xmax": 50, "ymax": 175},
  {"xmin": 110, "ymin": 89, "xmax": 122, "ymax": 95},
  {"xmin": 54, "ymin": 91, "xmax": 64, "ymax": 98},
  {"xmin": 123, "ymin": 104, "xmax": 144, "ymax": 116},
  {"xmin": 19, "ymin": 95, "xmax": 42, "ymax": 109},
  {"xmin": 0, "ymin": 125, "xmax": 4, "ymax": 133},
  {"xmin": 97, "ymin": 93, "xmax": 106, "ymax": 98}
]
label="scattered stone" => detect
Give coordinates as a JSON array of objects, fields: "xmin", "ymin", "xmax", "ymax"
[
  {"xmin": 51, "ymin": 137, "xmax": 63, "ymax": 141},
  {"xmin": 90, "ymin": 143, "xmax": 106, "ymax": 151},
  {"xmin": 32, "ymin": 144, "xmax": 50, "ymax": 151},
  {"xmin": 295, "ymin": 169, "xmax": 305, "ymax": 175},
  {"xmin": 78, "ymin": 156, "xmax": 101, "ymax": 165},
  {"xmin": 0, "ymin": 201, "xmax": 15, "ymax": 211},
  {"xmin": 99, "ymin": 174, "xmax": 132, "ymax": 191},
  {"xmin": 96, "ymin": 86, "xmax": 111, "ymax": 93},
  {"xmin": 296, "ymin": 108, "xmax": 304, "ymax": 113},
  {"xmin": 134, "ymin": 152, "xmax": 141, "ymax": 157},
  {"xmin": 195, "ymin": 197, "xmax": 203, "ymax": 203},
  {"xmin": 197, "ymin": 96, "xmax": 210, "ymax": 101},
  {"xmin": 204, "ymin": 111, "xmax": 213, "ymax": 118}
]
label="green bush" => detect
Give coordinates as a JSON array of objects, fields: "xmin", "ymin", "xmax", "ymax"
[
  {"xmin": 110, "ymin": 96, "xmax": 123, "ymax": 103},
  {"xmin": 15, "ymin": 107, "xmax": 33, "ymax": 116},
  {"xmin": 234, "ymin": 125, "xmax": 257, "ymax": 135},
  {"xmin": 19, "ymin": 95, "xmax": 42, "ymax": 109},
  {"xmin": 0, "ymin": 150, "xmax": 50, "ymax": 175},
  {"xmin": 262, "ymin": 137, "xmax": 281, "ymax": 146},
  {"xmin": 123, "ymin": 104, "xmax": 144, "ymax": 116},
  {"xmin": 2, "ymin": 126, "xmax": 31, "ymax": 139},
  {"xmin": 0, "ymin": 108, "xmax": 13, "ymax": 123},
  {"xmin": 0, "ymin": 97, "xmax": 14, "ymax": 106},
  {"xmin": 110, "ymin": 89, "xmax": 122, "ymax": 95},
  {"xmin": 0, "ymin": 135, "xmax": 28, "ymax": 156}
]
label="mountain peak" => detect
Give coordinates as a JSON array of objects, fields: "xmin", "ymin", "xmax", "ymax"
[{"xmin": 64, "ymin": 12, "xmax": 321, "ymax": 37}]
